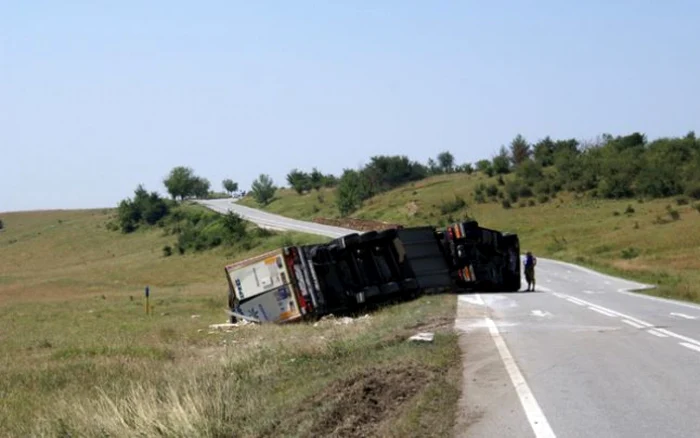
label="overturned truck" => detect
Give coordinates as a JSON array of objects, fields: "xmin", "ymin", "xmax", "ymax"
[{"xmin": 224, "ymin": 220, "xmax": 521, "ymax": 324}]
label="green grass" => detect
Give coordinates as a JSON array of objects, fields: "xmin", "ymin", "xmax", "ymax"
[
  {"xmin": 242, "ymin": 172, "xmax": 700, "ymax": 303},
  {"xmin": 0, "ymin": 208, "xmax": 461, "ymax": 437}
]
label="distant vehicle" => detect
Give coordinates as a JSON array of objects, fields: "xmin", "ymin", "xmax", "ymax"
[{"xmin": 224, "ymin": 220, "xmax": 521, "ymax": 324}]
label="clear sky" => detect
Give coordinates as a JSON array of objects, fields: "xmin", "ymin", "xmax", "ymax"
[{"xmin": 2, "ymin": 1, "xmax": 699, "ymax": 212}]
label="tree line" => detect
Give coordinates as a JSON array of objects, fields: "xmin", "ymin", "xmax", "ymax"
[{"xmin": 256, "ymin": 130, "xmax": 700, "ymax": 216}]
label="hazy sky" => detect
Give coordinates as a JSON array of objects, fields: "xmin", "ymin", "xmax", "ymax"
[{"xmin": 2, "ymin": 1, "xmax": 699, "ymax": 212}]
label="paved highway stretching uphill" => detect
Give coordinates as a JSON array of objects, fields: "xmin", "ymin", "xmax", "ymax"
[{"xmin": 199, "ymin": 198, "xmax": 700, "ymax": 438}]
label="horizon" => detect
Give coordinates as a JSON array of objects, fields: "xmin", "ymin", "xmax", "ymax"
[{"xmin": 3, "ymin": 1, "xmax": 699, "ymax": 213}]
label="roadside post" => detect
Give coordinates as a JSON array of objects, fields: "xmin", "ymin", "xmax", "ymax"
[{"xmin": 145, "ymin": 286, "xmax": 150, "ymax": 315}]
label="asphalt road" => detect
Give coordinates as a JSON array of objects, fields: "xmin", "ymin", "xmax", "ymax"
[{"xmin": 199, "ymin": 198, "xmax": 700, "ymax": 438}]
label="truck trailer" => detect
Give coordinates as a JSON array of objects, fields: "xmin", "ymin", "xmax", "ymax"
[{"xmin": 224, "ymin": 219, "xmax": 521, "ymax": 324}]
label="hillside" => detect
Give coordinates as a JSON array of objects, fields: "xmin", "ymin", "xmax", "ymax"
[
  {"xmin": 239, "ymin": 171, "xmax": 700, "ymax": 303},
  {"xmin": 0, "ymin": 208, "xmax": 460, "ymax": 436}
]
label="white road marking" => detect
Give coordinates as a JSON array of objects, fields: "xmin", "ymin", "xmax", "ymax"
[
  {"xmin": 589, "ymin": 307, "xmax": 617, "ymax": 318},
  {"xmin": 567, "ymin": 298, "xmax": 586, "ymax": 306},
  {"xmin": 556, "ymin": 294, "xmax": 700, "ymax": 347},
  {"xmin": 622, "ymin": 319, "xmax": 645, "ymax": 329},
  {"xmin": 531, "ymin": 310, "xmax": 552, "ymax": 318},
  {"xmin": 647, "ymin": 329, "xmax": 668, "ymax": 338},
  {"xmin": 615, "ymin": 289, "xmax": 700, "ymax": 311},
  {"xmin": 655, "ymin": 328, "xmax": 700, "ymax": 348},
  {"xmin": 679, "ymin": 342, "xmax": 700, "ymax": 353},
  {"xmin": 567, "ymin": 297, "xmax": 588, "ymax": 306},
  {"xmin": 485, "ymin": 316, "xmax": 556, "ymax": 438},
  {"xmin": 670, "ymin": 312, "xmax": 697, "ymax": 320}
]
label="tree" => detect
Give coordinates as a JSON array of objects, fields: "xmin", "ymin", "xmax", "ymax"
[
  {"xmin": 492, "ymin": 146, "xmax": 511, "ymax": 174},
  {"xmin": 222, "ymin": 179, "xmax": 238, "ymax": 196},
  {"xmin": 286, "ymin": 169, "xmax": 311, "ymax": 195},
  {"xmin": 163, "ymin": 166, "xmax": 196, "ymax": 200},
  {"xmin": 476, "ymin": 159, "xmax": 493, "ymax": 176},
  {"xmin": 251, "ymin": 174, "xmax": 277, "ymax": 206},
  {"xmin": 309, "ymin": 168, "xmax": 324, "ymax": 191},
  {"xmin": 0, "ymin": 218, "xmax": 4, "ymax": 231},
  {"xmin": 437, "ymin": 151, "xmax": 455, "ymax": 173},
  {"xmin": 336, "ymin": 169, "xmax": 370, "ymax": 216},
  {"xmin": 163, "ymin": 166, "xmax": 210, "ymax": 200},
  {"xmin": 427, "ymin": 158, "xmax": 440, "ymax": 175},
  {"xmin": 191, "ymin": 177, "xmax": 211, "ymax": 198},
  {"xmin": 509, "ymin": 134, "xmax": 531, "ymax": 166},
  {"xmin": 533, "ymin": 136, "xmax": 555, "ymax": 167}
]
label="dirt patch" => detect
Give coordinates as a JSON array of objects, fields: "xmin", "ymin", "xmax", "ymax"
[
  {"xmin": 404, "ymin": 201, "xmax": 420, "ymax": 217},
  {"xmin": 405, "ymin": 314, "xmax": 453, "ymax": 333},
  {"xmin": 308, "ymin": 364, "xmax": 431, "ymax": 437},
  {"xmin": 313, "ymin": 217, "xmax": 404, "ymax": 232}
]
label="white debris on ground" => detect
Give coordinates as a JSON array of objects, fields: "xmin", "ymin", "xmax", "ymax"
[
  {"xmin": 208, "ymin": 319, "xmax": 256, "ymax": 334},
  {"xmin": 313, "ymin": 314, "xmax": 371, "ymax": 327},
  {"xmin": 191, "ymin": 314, "xmax": 200, "ymax": 319},
  {"xmin": 408, "ymin": 332, "xmax": 435, "ymax": 343}
]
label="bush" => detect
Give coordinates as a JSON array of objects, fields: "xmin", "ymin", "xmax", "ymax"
[
  {"xmin": 501, "ymin": 200, "xmax": 512, "ymax": 209},
  {"xmin": 694, "ymin": 204, "xmax": 700, "ymax": 213},
  {"xmin": 162, "ymin": 246, "xmax": 172, "ymax": 257},
  {"xmin": 439, "ymin": 196, "xmax": 467, "ymax": 215},
  {"xmin": 667, "ymin": 206, "xmax": 680, "ymax": 221},
  {"xmin": 474, "ymin": 192, "xmax": 486, "ymax": 204},
  {"xmin": 0, "ymin": 218, "xmax": 3, "ymax": 230},
  {"xmin": 485, "ymin": 184, "xmax": 499, "ymax": 197},
  {"xmin": 625, "ymin": 205, "xmax": 635, "ymax": 215},
  {"xmin": 686, "ymin": 183, "xmax": 700, "ymax": 200},
  {"xmin": 676, "ymin": 196, "xmax": 690, "ymax": 206},
  {"xmin": 538, "ymin": 194, "xmax": 550, "ymax": 204},
  {"xmin": 518, "ymin": 186, "xmax": 534, "ymax": 198},
  {"xmin": 621, "ymin": 247, "xmax": 640, "ymax": 259},
  {"xmin": 497, "ymin": 175, "xmax": 505, "ymax": 186},
  {"xmin": 528, "ymin": 199, "xmax": 536, "ymax": 207}
]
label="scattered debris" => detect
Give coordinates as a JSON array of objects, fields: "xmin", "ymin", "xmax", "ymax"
[
  {"xmin": 191, "ymin": 314, "xmax": 200, "ymax": 319},
  {"xmin": 208, "ymin": 319, "xmax": 256, "ymax": 333},
  {"xmin": 408, "ymin": 332, "xmax": 435, "ymax": 343},
  {"xmin": 312, "ymin": 314, "xmax": 372, "ymax": 327}
]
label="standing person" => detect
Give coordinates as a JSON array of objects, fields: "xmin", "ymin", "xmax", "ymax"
[{"xmin": 524, "ymin": 251, "xmax": 537, "ymax": 291}]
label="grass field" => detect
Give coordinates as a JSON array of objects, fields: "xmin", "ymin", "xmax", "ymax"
[
  {"xmin": 0, "ymin": 208, "xmax": 461, "ymax": 437},
  {"xmin": 240, "ymin": 172, "xmax": 700, "ymax": 303}
]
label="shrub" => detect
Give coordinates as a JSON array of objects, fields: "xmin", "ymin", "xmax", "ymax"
[
  {"xmin": 439, "ymin": 196, "xmax": 467, "ymax": 215},
  {"xmin": 676, "ymin": 196, "xmax": 689, "ymax": 206},
  {"xmin": 528, "ymin": 199, "xmax": 536, "ymax": 207},
  {"xmin": 501, "ymin": 200, "xmax": 512, "ymax": 209},
  {"xmin": 694, "ymin": 204, "xmax": 700, "ymax": 213},
  {"xmin": 474, "ymin": 192, "xmax": 486, "ymax": 204},
  {"xmin": 518, "ymin": 202, "xmax": 526, "ymax": 208},
  {"xmin": 518, "ymin": 186, "xmax": 534, "ymax": 198},
  {"xmin": 537, "ymin": 194, "xmax": 550, "ymax": 204},
  {"xmin": 497, "ymin": 175, "xmax": 505, "ymax": 186},
  {"xmin": 621, "ymin": 247, "xmax": 640, "ymax": 259},
  {"xmin": 625, "ymin": 205, "xmax": 635, "ymax": 215},
  {"xmin": 162, "ymin": 246, "xmax": 172, "ymax": 257},
  {"xmin": 485, "ymin": 184, "xmax": 499, "ymax": 197},
  {"xmin": 667, "ymin": 206, "xmax": 680, "ymax": 221},
  {"xmin": 685, "ymin": 182, "xmax": 700, "ymax": 200},
  {"xmin": 0, "ymin": 218, "xmax": 3, "ymax": 230}
]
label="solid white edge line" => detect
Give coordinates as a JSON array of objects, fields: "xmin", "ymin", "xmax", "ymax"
[
  {"xmin": 485, "ymin": 317, "xmax": 556, "ymax": 438},
  {"xmin": 679, "ymin": 342, "xmax": 700, "ymax": 353},
  {"xmin": 647, "ymin": 329, "xmax": 668, "ymax": 338},
  {"xmin": 657, "ymin": 329, "xmax": 700, "ymax": 348},
  {"xmin": 622, "ymin": 319, "xmax": 645, "ymax": 329},
  {"xmin": 616, "ymin": 289, "xmax": 700, "ymax": 311},
  {"xmin": 589, "ymin": 307, "xmax": 617, "ymax": 318}
]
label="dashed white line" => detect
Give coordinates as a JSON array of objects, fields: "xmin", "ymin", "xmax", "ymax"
[
  {"xmin": 670, "ymin": 312, "xmax": 697, "ymax": 320},
  {"xmin": 647, "ymin": 329, "xmax": 668, "ymax": 338},
  {"xmin": 555, "ymin": 294, "xmax": 700, "ymax": 348},
  {"xmin": 567, "ymin": 298, "xmax": 586, "ymax": 306},
  {"xmin": 679, "ymin": 342, "xmax": 700, "ymax": 353},
  {"xmin": 485, "ymin": 316, "xmax": 556, "ymax": 438},
  {"xmin": 622, "ymin": 319, "xmax": 645, "ymax": 329},
  {"xmin": 589, "ymin": 307, "xmax": 617, "ymax": 318}
]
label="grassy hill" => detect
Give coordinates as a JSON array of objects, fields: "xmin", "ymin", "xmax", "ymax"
[
  {"xmin": 239, "ymin": 171, "xmax": 700, "ymax": 303},
  {"xmin": 0, "ymin": 208, "xmax": 460, "ymax": 436}
]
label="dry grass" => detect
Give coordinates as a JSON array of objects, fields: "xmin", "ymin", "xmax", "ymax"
[
  {"xmin": 241, "ymin": 172, "xmax": 700, "ymax": 302},
  {"xmin": 0, "ymin": 208, "xmax": 461, "ymax": 437}
]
